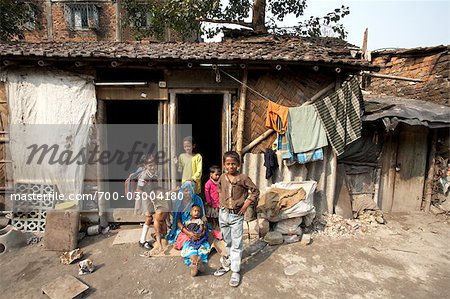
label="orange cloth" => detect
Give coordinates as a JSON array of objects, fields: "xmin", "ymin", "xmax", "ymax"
[{"xmin": 265, "ymin": 101, "xmax": 289, "ymax": 134}]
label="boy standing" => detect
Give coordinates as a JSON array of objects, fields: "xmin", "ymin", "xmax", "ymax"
[{"xmin": 214, "ymin": 151, "xmax": 260, "ymax": 287}]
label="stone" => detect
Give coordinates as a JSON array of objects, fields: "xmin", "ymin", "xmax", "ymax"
[
  {"xmin": 263, "ymin": 231, "xmax": 283, "ymax": 246},
  {"xmin": 258, "ymin": 218, "xmax": 270, "ymax": 238},
  {"xmin": 243, "ymin": 220, "xmax": 259, "ymax": 238},
  {"xmin": 300, "ymin": 234, "xmax": 312, "ymax": 246},
  {"xmin": 283, "ymin": 235, "xmax": 300, "ymax": 244},
  {"xmin": 284, "ymin": 264, "xmax": 303, "ymax": 276},
  {"xmin": 44, "ymin": 210, "xmax": 80, "ymax": 251}
]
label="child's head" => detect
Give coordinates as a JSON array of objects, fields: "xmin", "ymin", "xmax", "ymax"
[
  {"xmin": 142, "ymin": 154, "xmax": 157, "ymax": 173},
  {"xmin": 183, "ymin": 136, "xmax": 196, "ymax": 155},
  {"xmin": 222, "ymin": 151, "xmax": 240, "ymax": 175},
  {"xmin": 190, "ymin": 204, "xmax": 202, "ymax": 219},
  {"xmin": 209, "ymin": 165, "xmax": 221, "ymax": 181}
]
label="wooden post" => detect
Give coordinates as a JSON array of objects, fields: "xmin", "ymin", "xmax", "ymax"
[
  {"xmin": 327, "ymin": 78, "xmax": 341, "ymax": 214},
  {"xmin": 169, "ymin": 92, "xmax": 177, "ymax": 190},
  {"xmin": 362, "ymin": 28, "xmax": 368, "ymax": 60},
  {"xmin": 96, "ymin": 100, "xmax": 108, "ymax": 227},
  {"xmin": 236, "ymin": 70, "xmax": 248, "ymax": 155},
  {"xmin": 423, "ymin": 130, "xmax": 437, "ymax": 212},
  {"xmin": 222, "ymin": 92, "xmax": 232, "ymax": 158}
]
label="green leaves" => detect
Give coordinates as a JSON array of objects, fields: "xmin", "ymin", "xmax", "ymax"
[
  {"xmin": 121, "ymin": 0, "xmax": 350, "ymax": 41},
  {"xmin": 0, "ymin": 0, "xmax": 40, "ymax": 41}
]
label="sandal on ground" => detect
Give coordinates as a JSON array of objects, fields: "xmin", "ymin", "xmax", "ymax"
[
  {"xmin": 229, "ymin": 272, "xmax": 240, "ymax": 287},
  {"xmin": 138, "ymin": 241, "xmax": 152, "ymax": 250},
  {"xmin": 213, "ymin": 266, "xmax": 230, "ymax": 277}
]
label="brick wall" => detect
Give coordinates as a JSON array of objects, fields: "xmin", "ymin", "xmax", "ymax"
[
  {"xmin": 52, "ymin": 2, "xmax": 116, "ymax": 42},
  {"xmin": 366, "ymin": 47, "xmax": 450, "ymax": 106}
]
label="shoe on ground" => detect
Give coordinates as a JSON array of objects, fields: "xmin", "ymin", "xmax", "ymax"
[
  {"xmin": 229, "ymin": 272, "xmax": 240, "ymax": 287},
  {"xmin": 213, "ymin": 266, "xmax": 230, "ymax": 277},
  {"xmin": 138, "ymin": 241, "xmax": 152, "ymax": 250}
]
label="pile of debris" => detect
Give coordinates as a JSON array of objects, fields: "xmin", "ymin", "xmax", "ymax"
[
  {"xmin": 430, "ymin": 155, "xmax": 450, "ymax": 215},
  {"xmin": 310, "ymin": 212, "xmax": 384, "ymax": 240}
]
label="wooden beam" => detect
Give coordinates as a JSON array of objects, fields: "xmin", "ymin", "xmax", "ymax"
[
  {"xmin": 242, "ymin": 129, "xmax": 273, "ymax": 154},
  {"xmin": 423, "ymin": 130, "xmax": 437, "ymax": 212},
  {"xmin": 364, "ymin": 72, "xmax": 424, "ymax": 82},
  {"xmin": 236, "ymin": 69, "xmax": 248, "ymax": 154},
  {"xmin": 96, "ymin": 84, "xmax": 168, "ymax": 100}
]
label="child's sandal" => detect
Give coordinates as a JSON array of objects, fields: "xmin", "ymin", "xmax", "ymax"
[{"xmin": 213, "ymin": 267, "xmax": 230, "ymax": 277}]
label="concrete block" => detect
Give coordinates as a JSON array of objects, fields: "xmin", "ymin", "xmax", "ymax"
[{"xmin": 44, "ymin": 210, "xmax": 80, "ymax": 251}]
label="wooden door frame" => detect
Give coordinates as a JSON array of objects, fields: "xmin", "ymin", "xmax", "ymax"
[{"xmin": 168, "ymin": 89, "xmax": 233, "ymax": 189}]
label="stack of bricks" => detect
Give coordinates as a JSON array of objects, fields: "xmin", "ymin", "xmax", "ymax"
[{"xmin": 367, "ymin": 47, "xmax": 449, "ymax": 106}]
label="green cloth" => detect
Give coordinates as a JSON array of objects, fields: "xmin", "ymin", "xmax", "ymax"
[{"xmin": 287, "ymin": 105, "xmax": 328, "ymax": 153}]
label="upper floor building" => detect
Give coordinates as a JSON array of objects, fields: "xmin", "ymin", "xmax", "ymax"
[{"xmin": 21, "ymin": 0, "xmax": 190, "ymax": 42}]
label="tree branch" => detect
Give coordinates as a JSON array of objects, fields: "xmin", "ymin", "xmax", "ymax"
[{"xmin": 195, "ymin": 17, "xmax": 253, "ymax": 28}]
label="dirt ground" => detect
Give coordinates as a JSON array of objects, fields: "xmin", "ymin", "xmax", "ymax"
[{"xmin": 1, "ymin": 212, "xmax": 449, "ymax": 299}]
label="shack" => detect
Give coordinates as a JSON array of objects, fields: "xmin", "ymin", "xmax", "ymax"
[{"xmin": 0, "ymin": 35, "xmax": 402, "ymax": 232}]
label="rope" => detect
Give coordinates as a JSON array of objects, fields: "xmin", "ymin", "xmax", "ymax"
[{"xmin": 219, "ymin": 69, "xmax": 272, "ymax": 101}]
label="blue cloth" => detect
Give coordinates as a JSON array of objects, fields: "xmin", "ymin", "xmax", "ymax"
[
  {"xmin": 166, "ymin": 182, "xmax": 206, "ymax": 244},
  {"xmin": 181, "ymin": 240, "xmax": 210, "ymax": 266},
  {"xmin": 296, "ymin": 148, "xmax": 324, "ymax": 164}
]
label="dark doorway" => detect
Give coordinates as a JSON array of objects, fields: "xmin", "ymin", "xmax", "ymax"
[
  {"xmin": 177, "ymin": 94, "xmax": 223, "ymax": 194},
  {"xmin": 104, "ymin": 100, "xmax": 159, "ymax": 208}
]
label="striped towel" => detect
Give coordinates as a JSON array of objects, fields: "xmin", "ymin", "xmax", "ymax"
[{"xmin": 313, "ymin": 78, "xmax": 364, "ymax": 156}]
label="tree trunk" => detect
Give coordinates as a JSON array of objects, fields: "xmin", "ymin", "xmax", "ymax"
[{"xmin": 252, "ymin": 0, "xmax": 267, "ymax": 34}]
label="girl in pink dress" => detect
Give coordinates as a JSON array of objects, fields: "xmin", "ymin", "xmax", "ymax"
[{"xmin": 204, "ymin": 165, "xmax": 221, "ymax": 239}]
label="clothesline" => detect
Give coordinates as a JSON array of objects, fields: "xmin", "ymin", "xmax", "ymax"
[
  {"xmin": 219, "ymin": 69, "xmax": 272, "ymax": 101},
  {"xmin": 219, "ymin": 68, "xmax": 357, "ymax": 104}
]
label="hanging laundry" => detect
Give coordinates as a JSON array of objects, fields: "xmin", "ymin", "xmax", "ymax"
[
  {"xmin": 296, "ymin": 148, "xmax": 324, "ymax": 164},
  {"xmin": 277, "ymin": 133, "xmax": 293, "ymax": 160},
  {"xmin": 266, "ymin": 100, "xmax": 289, "ymax": 134},
  {"xmin": 313, "ymin": 77, "xmax": 364, "ymax": 156},
  {"xmin": 264, "ymin": 148, "xmax": 279, "ymax": 179},
  {"xmin": 287, "ymin": 105, "xmax": 328, "ymax": 153}
]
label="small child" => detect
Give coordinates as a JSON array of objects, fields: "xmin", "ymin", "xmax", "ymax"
[
  {"xmin": 214, "ymin": 151, "xmax": 260, "ymax": 287},
  {"xmin": 184, "ymin": 205, "xmax": 208, "ymax": 249},
  {"xmin": 204, "ymin": 165, "xmax": 221, "ymax": 239},
  {"xmin": 176, "ymin": 136, "xmax": 203, "ymax": 194}
]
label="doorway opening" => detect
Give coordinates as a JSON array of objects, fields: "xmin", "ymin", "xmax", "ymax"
[
  {"xmin": 104, "ymin": 100, "xmax": 159, "ymax": 208},
  {"xmin": 177, "ymin": 94, "xmax": 223, "ymax": 192}
]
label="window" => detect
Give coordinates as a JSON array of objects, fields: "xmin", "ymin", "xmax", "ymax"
[
  {"xmin": 134, "ymin": 10, "xmax": 153, "ymax": 29},
  {"xmin": 64, "ymin": 3, "xmax": 99, "ymax": 30}
]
